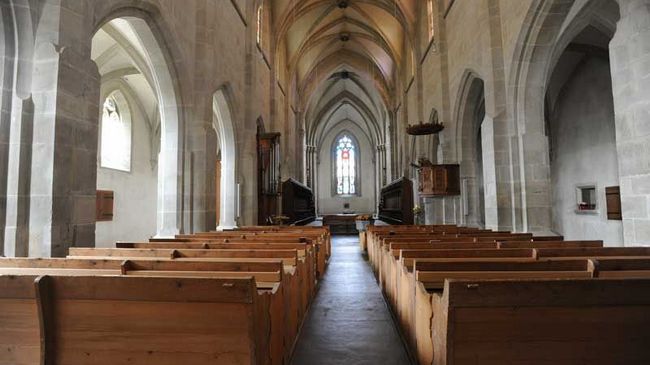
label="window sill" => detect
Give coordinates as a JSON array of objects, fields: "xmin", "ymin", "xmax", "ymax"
[
  {"xmin": 575, "ymin": 209, "xmax": 599, "ymax": 215},
  {"xmin": 99, "ymin": 165, "xmax": 132, "ymax": 174}
]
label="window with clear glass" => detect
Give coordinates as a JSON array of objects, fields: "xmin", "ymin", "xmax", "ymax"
[
  {"xmin": 335, "ymin": 135, "xmax": 356, "ymax": 195},
  {"xmin": 576, "ymin": 185, "xmax": 597, "ymax": 211},
  {"xmin": 100, "ymin": 93, "xmax": 131, "ymax": 172},
  {"xmin": 427, "ymin": 0, "xmax": 435, "ymax": 41},
  {"xmin": 256, "ymin": 5, "xmax": 263, "ymax": 46}
]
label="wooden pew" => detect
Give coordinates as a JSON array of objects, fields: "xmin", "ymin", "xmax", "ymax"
[
  {"xmin": 381, "ymin": 243, "xmax": 499, "ymax": 304},
  {"xmin": 68, "ymin": 247, "xmax": 312, "ymax": 341},
  {"xmin": 122, "ymin": 240, "xmax": 326, "ymax": 284},
  {"xmin": 392, "ymin": 249, "xmax": 537, "ymax": 349},
  {"xmin": 412, "ymin": 260, "xmax": 596, "ymax": 365},
  {"xmin": 0, "ymin": 258, "xmax": 292, "ymax": 365},
  {"xmin": 365, "ymin": 223, "xmax": 650, "ymax": 365},
  {"xmin": 379, "ymin": 242, "xmax": 499, "ymax": 295},
  {"xmin": 172, "ymin": 230, "xmax": 331, "ymax": 264},
  {"xmin": 116, "ymin": 241, "xmax": 320, "ymax": 299},
  {"xmin": 426, "ymin": 278, "xmax": 650, "ymax": 365},
  {"xmin": 0, "ymin": 275, "xmax": 275, "ymax": 365}
]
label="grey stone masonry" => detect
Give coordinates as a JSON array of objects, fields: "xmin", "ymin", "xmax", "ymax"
[{"xmin": 610, "ymin": 0, "xmax": 650, "ymax": 245}]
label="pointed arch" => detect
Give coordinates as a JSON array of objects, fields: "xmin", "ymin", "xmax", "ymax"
[
  {"xmin": 212, "ymin": 86, "xmax": 238, "ymax": 230},
  {"xmin": 90, "ymin": 11, "xmax": 183, "ymax": 238}
]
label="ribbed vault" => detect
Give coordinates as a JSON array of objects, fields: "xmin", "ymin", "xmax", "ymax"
[{"xmin": 274, "ymin": 0, "xmax": 416, "ymax": 160}]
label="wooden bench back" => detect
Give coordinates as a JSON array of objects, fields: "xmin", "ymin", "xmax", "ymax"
[
  {"xmin": 415, "ymin": 260, "xmax": 594, "ymax": 289},
  {"xmin": 594, "ymin": 258, "xmax": 650, "ymax": 278},
  {"xmin": 158, "ymin": 236, "xmax": 310, "ymax": 242},
  {"xmin": 68, "ymin": 248, "xmax": 300, "ymax": 265},
  {"xmin": 118, "ymin": 242, "xmax": 311, "ymax": 250},
  {"xmin": 441, "ymin": 278, "xmax": 650, "ymax": 364},
  {"xmin": 0, "ymin": 275, "xmax": 267, "ymax": 365},
  {"xmin": 400, "ymin": 248, "xmax": 536, "ymax": 270},
  {"xmin": 389, "ymin": 243, "xmax": 498, "ymax": 258},
  {"xmin": 537, "ymin": 247, "xmax": 650, "ymax": 259},
  {"xmin": 0, "ymin": 258, "xmax": 285, "ymax": 283},
  {"xmin": 499, "ymin": 240, "xmax": 603, "ymax": 249}
]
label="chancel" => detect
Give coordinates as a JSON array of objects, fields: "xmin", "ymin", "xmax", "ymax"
[{"xmin": 1, "ymin": 1, "xmax": 650, "ymax": 364}]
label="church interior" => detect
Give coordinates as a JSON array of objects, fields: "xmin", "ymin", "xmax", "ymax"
[{"xmin": 1, "ymin": 0, "xmax": 650, "ymax": 364}]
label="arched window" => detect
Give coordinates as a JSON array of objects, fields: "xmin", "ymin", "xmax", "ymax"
[
  {"xmin": 100, "ymin": 91, "xmax": 131, "ymax": 172},
  {"xmin": 256, "ymin": 4, "xmax": 263, "ymax": 47},
  {"xmin": 427, "ymin": 0, "xmax": 435, "ymax": 41},
  {"xmin": 335, "ymin": 134, "xmax": 357, "ymax": 195}
]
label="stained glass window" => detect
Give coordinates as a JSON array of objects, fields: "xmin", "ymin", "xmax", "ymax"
[
  {"xmin": 335, "ymin": 135, "xmax": 356, "ymax": 195},
  {"xmin": 100, "ymin": 93, "xmax": 131, "ymax": 172}
]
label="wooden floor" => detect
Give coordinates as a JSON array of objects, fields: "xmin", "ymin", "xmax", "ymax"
[{"xmin": 291, "ymin": 235, "xmax": 412, "ymax": 365}]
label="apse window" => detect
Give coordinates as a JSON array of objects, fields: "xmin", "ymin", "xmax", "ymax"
[
  {"xmin": 100, "ymin": 92, "xmax": 132, "ymax": 172},
  {"xmin": 335, "ymin": 135, "xmax": 357, "ymax": 195},
  {"xmin": 576, "ymin": 185, "xmax": 597, "ymax": 212}
]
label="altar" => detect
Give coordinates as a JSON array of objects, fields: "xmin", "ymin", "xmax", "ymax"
[{"xmin": 322, "ymin": 214, "xmax": 362, "ymax": 235}]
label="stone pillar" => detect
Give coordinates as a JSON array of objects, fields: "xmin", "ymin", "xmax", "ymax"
[
  {"xmin": 306, "ymin": 145, "xmax": 315, "ymax": 188},
  {"xmin": 3, "ymin": 97, "xmax": 33, "ymax": 257},
  {"xmin": 481, "ymin": 116, "xmax": 499, "ymax": 230},
  {"xmin": 423, "ymin": 196, "xmax": 435, "ymax": 225},
  {"xmin": 376, "ymin": 145, "xmax": 385, "ymax": 215},
  {"xmin": 610, "ymin": 0, "xmax": 650, "ymax": 244},
  {"xmin": 30, "ymin": 42, "xmax": 100, "ymax": 257},
  {"xmin": 239, "ymin": 132, "xmax": 257, "ymax": 226}
]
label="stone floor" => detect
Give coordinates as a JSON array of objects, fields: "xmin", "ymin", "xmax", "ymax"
[{"xmin": 291, "ymin": 235, "xmax": 412, "ymax": 365}]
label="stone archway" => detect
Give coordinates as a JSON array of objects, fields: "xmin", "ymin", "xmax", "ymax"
[
  {"xmin": 507, "ymin": 0, "xmax": 620, "ymax": 233},
  {"xmin": 91, "ymin": 15, "xmax": 182, "ymax": 238},
  {"xmin": 212, "ymin": 88, "xmax": 238, "ymax": 230},
  {"xmin": 456, "ymin": 73, "xmax": 487, "ymax": 228}
]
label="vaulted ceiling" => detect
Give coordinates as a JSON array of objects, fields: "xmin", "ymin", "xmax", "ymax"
[{"xmin": 273, "ymin": 0, "xmax": 417, "ymax": 147}]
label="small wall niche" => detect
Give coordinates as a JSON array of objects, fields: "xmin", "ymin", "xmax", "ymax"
[{"xmin": 576, "ymin": 185, "xmax": 597, "ymax": 213}]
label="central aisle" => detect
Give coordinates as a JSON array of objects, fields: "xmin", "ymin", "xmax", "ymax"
[{"xmin": 291, "ymin": 236, "xmax": 412, "ymax": 365}]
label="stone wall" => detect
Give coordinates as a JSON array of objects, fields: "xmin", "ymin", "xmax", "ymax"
[
  {"xmin": 0, "ymin": 0, "xmax": 272, "ymax": 256},
  {"xmin": 316, "ymin": 121, "xmax": 377, "ymax": 215},
  {"xmin": 399, "ymin": 0, "xmax": 647, "ymax": 244}
]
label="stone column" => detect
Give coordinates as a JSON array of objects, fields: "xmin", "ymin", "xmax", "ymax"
[
  {"xmin": 3, "ymin": 97, "xmax": 33, "ymax": 257},
  {"xmin": 30, "ymin": 42, "xmax": 100, "ymax": 257},
  {"xmin": 423, "ymin": 196, "xmax": 435, "ymax": 225},
  {"xmin": 610, "ymin": 0, "xmax": 650, "ymax": 244},
  {"xmin": 481, "ymin": 116, "xmax": 499, "ymax": 230},
  {"xmin": 306, "ymin": 145, "xmax": 315, "ymax": 188},
  {"xmin": 376, "ymin": 145, "xmax": 384, "ymax": 215}
]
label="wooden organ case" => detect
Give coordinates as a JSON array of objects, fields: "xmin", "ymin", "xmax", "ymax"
[
  {"xmin": 257, "ymin": 132, "xmax": 281, "ymax": 224},
  {"xmin": 378, "ymin": 177, "xmax": 414, "ymax": 225},
  {"xmin": 281, "ymin": 178, "xmax": 316, "ymax": 225}
]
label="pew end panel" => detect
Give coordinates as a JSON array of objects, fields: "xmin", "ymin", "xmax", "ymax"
[
  {"xmin": 441, "ymin": 278, "xmax": 650, "ymax": 365},
  {"xmin": 0, "ymin": 276, "xmax": 40, "ymax": 365}
]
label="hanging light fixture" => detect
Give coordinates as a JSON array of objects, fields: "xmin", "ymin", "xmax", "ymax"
[{"xmin": 407, "ymin": 109, "xmax": 444, "ymax": 135}]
